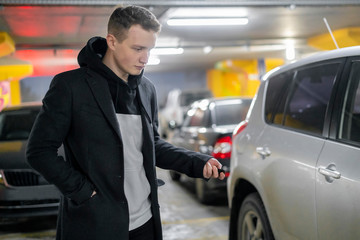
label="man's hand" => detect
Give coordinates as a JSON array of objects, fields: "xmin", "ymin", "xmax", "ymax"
[{"xmin": 203, "ymin": 158, "xmax": 225, "ymax": 180}]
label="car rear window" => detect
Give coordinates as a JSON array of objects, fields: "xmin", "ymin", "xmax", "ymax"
[
  {"xmin": 266, "ymin": 60, "xmax": 342, "ymax": 136},
  {"xmin": 0, "ymin": 109, "xmax": 39, "ymax": 141},
  {"xmin": 265, "ymin": 72, "xmax": 293, "ymax": 124},
  {"xmin": 180, "ymin": 91, "xmax": 213, "ymax": 107},
  {"xmin": 214, "ymin": 99, "xmax": 251, "ymax": 126}
]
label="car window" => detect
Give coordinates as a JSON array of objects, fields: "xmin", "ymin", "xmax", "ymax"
[
  {"xmin": 184, "ymin": 107, "xmax": 210, "ymax": 127},
  {"xmin": 339, "ymin": 60, "xmax": 360, "ymax": 144},
  {"xmin": 283, "ymin": 63, "xmax": 340, "ymax": 135},
  {"xmin": 266, "ymin": 62, "xmax": 341, "ymax": 135},
  {"xmin": 214, "ymin": 100, "xmax": 251, "ymax": 126},
  {"xmin": 180, "ymin": 91, "xmax": 212, "ymax": 107},
  {"xmin": 265, "ymin": 72, "xmax": 294, "ymax": 124},
  {"xmin": 0, "ymin": 109, "xmax": 39, "ymax": 141}
]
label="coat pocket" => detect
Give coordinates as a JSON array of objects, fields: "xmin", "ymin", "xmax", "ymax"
[{"xmin": 62, "ymin": 194, "xmax": 129, "ymax": 239}]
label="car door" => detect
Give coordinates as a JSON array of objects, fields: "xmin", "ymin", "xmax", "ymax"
[
  {"xmin": 316, "ymin": 58, "xmax": 360, "ymax": 240},
  {"xmin": 256, "ymin": 60, "xmax": 344, "ymax": 239}
]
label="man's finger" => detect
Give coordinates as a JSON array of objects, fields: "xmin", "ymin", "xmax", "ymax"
[
  {"xmin": 219, "ymin": 172, "xmax": 225, "ymax": 180},
  {"xmin": 212, "ymin": 165, "xmax": 219, "ymax": 178},
  {"xmin": 207, "ymin": 162, "xmax": 212, "ymax": 178}
]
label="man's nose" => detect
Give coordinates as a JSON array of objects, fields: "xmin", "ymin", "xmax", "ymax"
[{"xmin": 140, "ymin": 52, "xmax": 149, "ymax": 64}]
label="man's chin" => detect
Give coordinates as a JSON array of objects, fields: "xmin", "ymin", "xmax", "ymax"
[{"xmin": 131, "ymin": 68, "xmax": 144, "ymax": 76}]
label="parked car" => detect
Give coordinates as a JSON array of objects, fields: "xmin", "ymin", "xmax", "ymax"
[
  {"xmin": 0, "ymin": 103, "xmax": 61, "ymax": 222},
  {"xmin": 169, "ymin": 97, "xmax": 252, "ymax": 204},
  {"xmin": 159, "ymin": 88, "xmax": 213, "ymax": 139},
  {"xmin": 227, "ymin": 46, "xmax": 360, "ymax": 240}
]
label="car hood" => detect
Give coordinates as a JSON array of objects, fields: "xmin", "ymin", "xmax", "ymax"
[{"xmin": 0, "ymin": 140, "xmax": 31, "ymax": 169}]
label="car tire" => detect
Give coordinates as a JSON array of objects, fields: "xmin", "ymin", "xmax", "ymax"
[
  {"xmin": 237, "ymin": 192, "xmax": 274, "ymax": 240},
  {"xmin": 195, "ymin": 178, "xmax": 212, "ymax": 204},
  {"xmin": 169, "ymin": 171, "xmax": 181, "ymax": 181}
]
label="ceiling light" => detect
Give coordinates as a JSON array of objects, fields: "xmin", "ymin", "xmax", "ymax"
[
  {"xmin": 167, "ymin": 18, "xmax": 248, "ymax": 26},
  {"xmin": 285, "ymin": 40, "xmax": 295, "ymax": 60},
  {"xmin": 169, "ymin": 7, "xmax": 247, "ymax": 18},
  {"xmin": 151, "ymin": 48, "xmax": 184, "ymax": 55},
  {"xmin": 203, "ymin": 46, "xmax": 213, "ymax": 54},
  {"xmin": 147, "ymin": 56, "xmax": 160, "ymax": 65}
]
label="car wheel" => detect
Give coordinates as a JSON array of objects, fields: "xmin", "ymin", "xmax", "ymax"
[
  {"xmin": 169, "ymin": 171, "xmax": 181, "ymax": 181},
  {"xmin": 237, "ymin": 192, "xmax": 274, "ymax": 240},
  {"xmin": 195, "ymin": 178, "xmax": 212, "ymax": 204}
]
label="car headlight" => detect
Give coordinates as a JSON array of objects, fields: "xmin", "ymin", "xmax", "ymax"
[{"xmin": 0, "ymin": 171, "xmax": 4, "ymax": 185}]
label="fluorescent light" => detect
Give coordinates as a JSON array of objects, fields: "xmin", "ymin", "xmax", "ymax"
[
  {"xmin": 150, "ymin": 48, "xmax": 184, "ymax": 55},
  {"xmin": 147, "ymin": 56, "xmax": 160, "ymax": 65},
  {"xmin": 285, "ymin": 40, "xmax": 295, "ymax": 60},
  {"xmin": 169, "ymin": 7, "xmax": 247, "ymax": 18},
  {"xmin": 167, "ymin": 18, "xmax": 248, "ymax": 26},
  {"xmin": 203, "ymin": 46, "xmax": 213, "ymax": 54}
]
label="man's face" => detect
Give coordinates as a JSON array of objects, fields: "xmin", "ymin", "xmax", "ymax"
[{"xmin": 108, "ymin": 24, "xmax": 157, "ymax": 79}]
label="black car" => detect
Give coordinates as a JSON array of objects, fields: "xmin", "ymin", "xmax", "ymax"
[
  {"xmin": 0, "ymin": 103, "xmax": 61, "ymax": 221},
  {"xmin": 169, "ymin": 97, "xmax": 252, "ymax": 204}
]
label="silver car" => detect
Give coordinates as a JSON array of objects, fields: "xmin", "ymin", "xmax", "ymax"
[{"xmin": 227, "ymin": 46, "xmax": 360, "ymax": 240}]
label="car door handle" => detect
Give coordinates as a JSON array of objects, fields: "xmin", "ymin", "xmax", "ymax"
[
  {"xmin": 318, "ymin": 165, "xmax": 341, "ymax": 180},
  {"xmin": 256, "ymin": 147, "xmax": 271, "ymax": 158}
]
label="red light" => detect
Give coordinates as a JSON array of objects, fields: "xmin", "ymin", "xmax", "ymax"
[
  {"xmin": 17, "ymin": 6, "xmax": 34, "ymax": 10},
  {"xmin": 233, "ymin": 120, "xmax": 248, "ymax": 137},
  {"xmin": 212, "ymin": 136, "xmax": 232, "ymax": 159}
]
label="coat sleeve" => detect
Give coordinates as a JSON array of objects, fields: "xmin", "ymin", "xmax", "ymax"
[
  {"xmin": 150, "ymin": 87, "xmax": 211, "ymax": 178},
  {"xmin": 26, "ymin": 74, "xmax": 94, "ymax": 205}
]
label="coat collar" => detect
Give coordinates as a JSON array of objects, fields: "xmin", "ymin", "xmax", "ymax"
[
  {"xmin": 85, "ymin": 69, "xmax": 122, "ymax": 140},
  {"xmin": 85, "ymin": 69, "xmax": 154, "ymax": 138}
]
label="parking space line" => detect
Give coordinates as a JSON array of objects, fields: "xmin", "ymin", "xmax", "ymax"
[
  {"xmin": 0, "ymin": 230, "xmax": 56, "ymax": 239},
  {"xmin": 187, "ymin": 236, "xmax": 228, "ymax": 240},
  {"xmin": 162, "ymin": 215, "xmax": 229, "ymax": 225}
]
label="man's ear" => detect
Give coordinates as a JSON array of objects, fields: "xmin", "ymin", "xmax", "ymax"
[{"xmin": 106, "ymin": 34, "xmax": 117, "ymax": 50}]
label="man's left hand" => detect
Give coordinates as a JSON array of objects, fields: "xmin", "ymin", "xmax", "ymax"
[{"xmin": 203, "ymin": 158, "xmax": 225, "ymax": 180}]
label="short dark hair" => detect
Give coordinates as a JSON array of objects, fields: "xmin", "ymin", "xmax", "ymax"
[{"xmin": 108, "ymin": 5, "xmax": 161, "ymax": 42}]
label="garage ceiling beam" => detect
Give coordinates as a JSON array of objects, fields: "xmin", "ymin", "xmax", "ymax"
[{"xmin": 2, "ymin": 0, "xmax": 360, "ymax": 6}]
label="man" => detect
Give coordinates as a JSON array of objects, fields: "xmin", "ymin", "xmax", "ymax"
[{"xmin": 26, "ymin": 5, "xmax": 224, "ymax": 240}]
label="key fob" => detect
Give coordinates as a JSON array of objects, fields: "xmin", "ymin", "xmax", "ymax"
[{"xmin": 218, "ymin": 168, "xmax": 225, "ymax": 174}]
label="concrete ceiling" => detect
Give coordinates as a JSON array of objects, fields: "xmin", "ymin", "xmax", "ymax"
[{"xmin": 1, "ymin": 0, "xmax": 360, "ymax": 74}]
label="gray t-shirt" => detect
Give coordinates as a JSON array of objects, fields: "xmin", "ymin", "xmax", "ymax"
[{"xmin": 116, "ymin": 113, "xmax": 152, "ymax": 231}]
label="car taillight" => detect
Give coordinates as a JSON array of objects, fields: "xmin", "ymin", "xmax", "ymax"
[
  {"xmin": 212, "ymin": 136, "xmax": 232, "ymax": 159},
  {"xmin": 233, "ymin": 120, "xmax": 248, "ymax": 137}
]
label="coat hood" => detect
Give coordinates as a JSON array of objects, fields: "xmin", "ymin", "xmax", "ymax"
[{"xmin": 77, "ymin": 36, "xmax": 142, "ymax": 89}]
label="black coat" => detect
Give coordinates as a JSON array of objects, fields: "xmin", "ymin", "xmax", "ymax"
[{"xmin": 26, "ymin": 67, "xmax": 211, "ymax": 240}]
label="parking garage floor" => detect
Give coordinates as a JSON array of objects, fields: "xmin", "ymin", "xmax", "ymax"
[{"xmin": 0, "ymin": 168, "xmax": 230, "ymax": 240}]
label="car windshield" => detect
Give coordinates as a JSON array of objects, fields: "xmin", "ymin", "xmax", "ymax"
[
  {"xmin": 0, "ymin": 109, "xmax": 39, "ymax": 141},
  {"xmin": 214, "ymin": 100, "xmax": 251, "ymax": 126},
  {"xmin": 180, "ymin": 91, "xmax": 212, "ymax": 107}
]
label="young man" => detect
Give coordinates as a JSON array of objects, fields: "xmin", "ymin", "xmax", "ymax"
[{"xmin": 26, "ymin": 5, "xmax": 224, "ymax": 240}]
